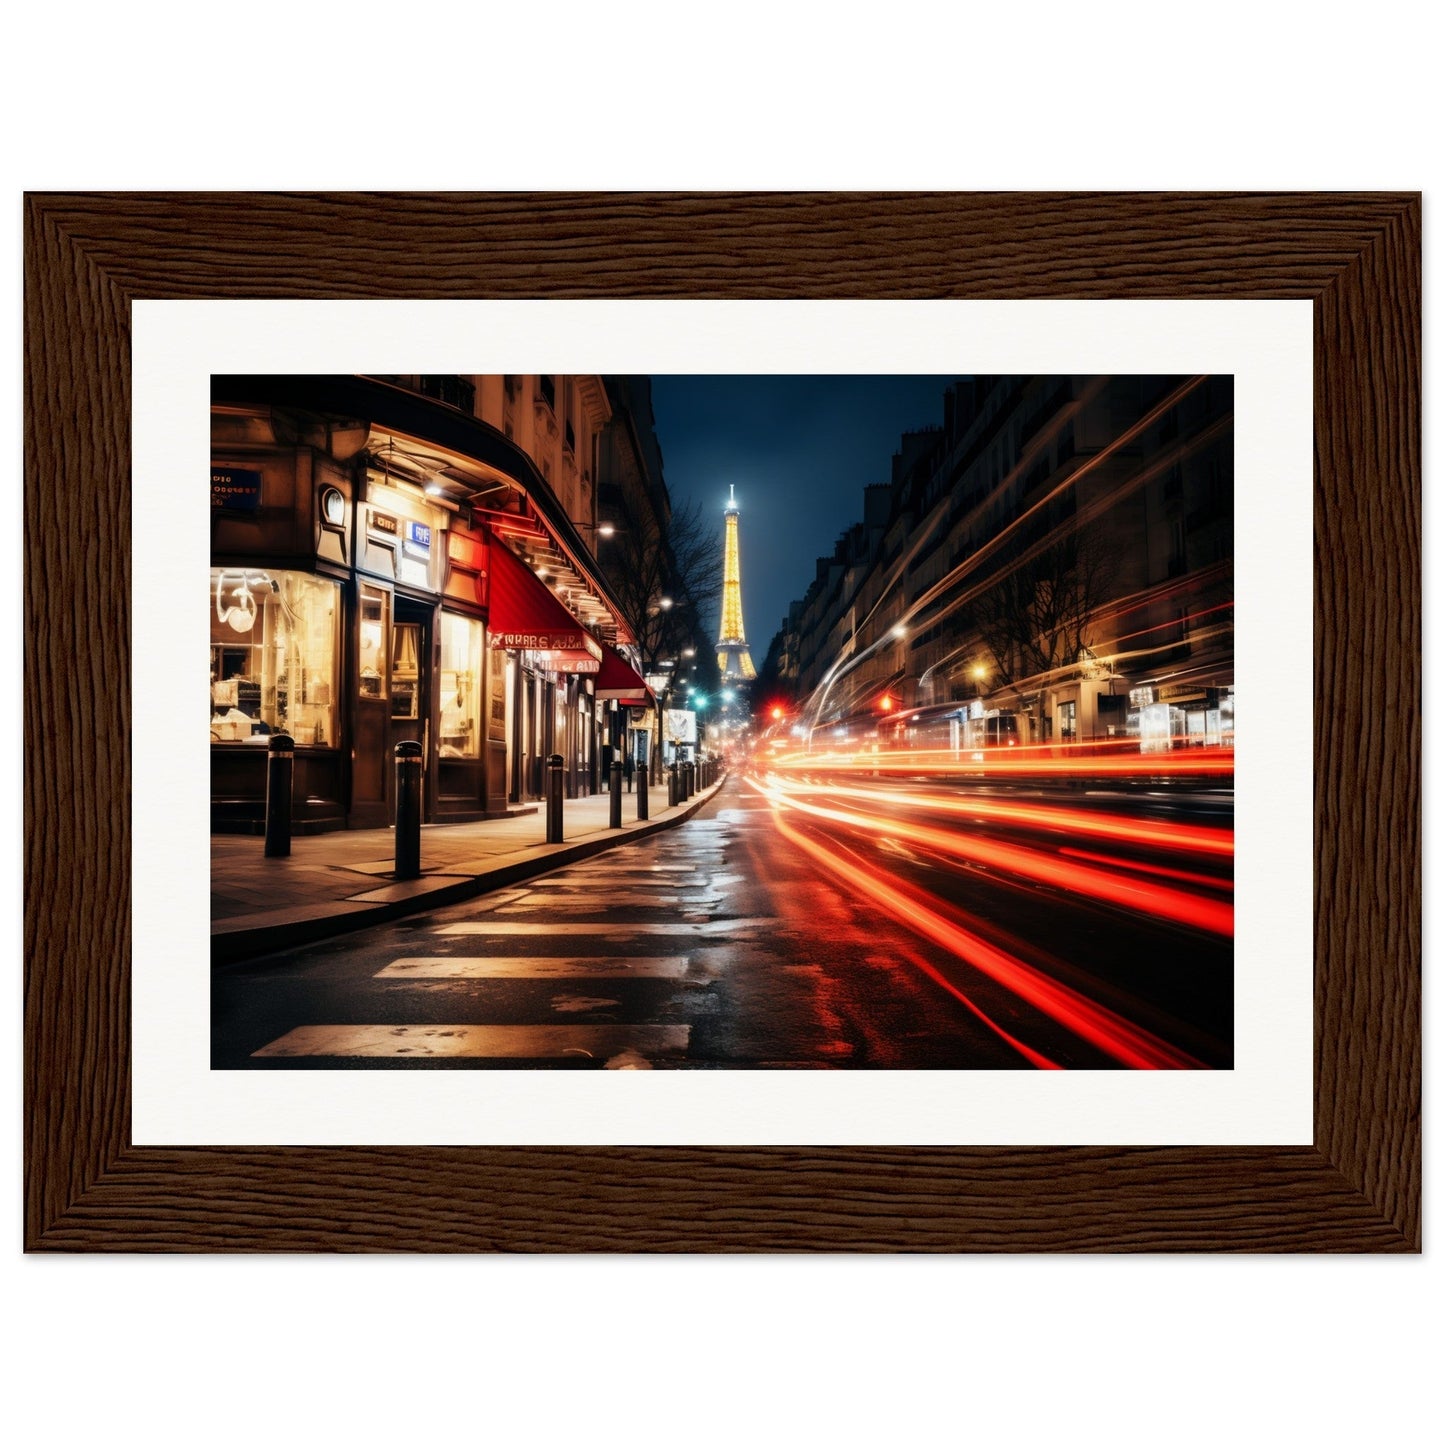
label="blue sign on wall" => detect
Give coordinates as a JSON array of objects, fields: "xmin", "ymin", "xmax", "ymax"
[
  {"xmin": 211, "ymin": 466, "xmax": 263, "ymax": 511},
  {"xmin": 406, "ymin": 521, "xmax": 432, "ymax": 553}
]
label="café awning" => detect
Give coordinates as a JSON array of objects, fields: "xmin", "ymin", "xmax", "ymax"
[
  {"xmin": 594, "ymin": 641, "xmax": 651, "ymax": 700},
  {"xmin": 483, "ymin": 533, "xmax": 600, "ymax": 658}
]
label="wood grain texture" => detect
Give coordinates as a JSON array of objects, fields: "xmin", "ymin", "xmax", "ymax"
[{"xmin": 23, "ymin": 192, "xmax": 1421, "ymax": 1252}]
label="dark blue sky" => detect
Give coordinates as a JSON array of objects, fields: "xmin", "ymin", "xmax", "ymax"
[{"xmin": 650, "ymin": 375, "xmax": 960, "ymax": 663}]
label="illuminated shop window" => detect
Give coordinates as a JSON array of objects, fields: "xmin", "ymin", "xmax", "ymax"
[
  {"xmin": 439, "ymin": 612, "xmax": 483, "ymax": 758},
  {"xmin": 1058, "ymin": 699, "xmax": 1077, "ymax": 742},
  {"xmin": 358, "ymin": 584, "xmax": 390, "ymax": 700},
  {"xmin": 391, "ymin": 623, "xmax": 421, "ymax": 720},
  {"xmin": 210, "ymin": 569, "xmax": 339, "ymax": 746}
]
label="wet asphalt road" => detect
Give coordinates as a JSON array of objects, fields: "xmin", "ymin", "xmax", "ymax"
[{"xmin": 212, "ymin": 771, "xmax": 1232, "ymax": 1070}]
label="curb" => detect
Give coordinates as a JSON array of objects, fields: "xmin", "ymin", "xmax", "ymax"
[{"xmin": 211, "ymin": 774, "xmax": 727, "ymax": 967}]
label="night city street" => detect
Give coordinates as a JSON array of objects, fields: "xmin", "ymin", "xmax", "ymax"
[{"xmin": 209, "ymin": 371, "xmax": 1235, "ymax": 1071}]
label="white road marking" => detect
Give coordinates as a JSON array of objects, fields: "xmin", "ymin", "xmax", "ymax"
[
  {"xmin": 500, "ymin": 893, "xmax": 719, "ymax": 910},
  {"xmin": 374, "ymin": 955, "xmax": 692, "ymax": 979},
  {"xmin": 435, "ymin": 919, "xmax": 768, "ymax": 936},
  {"xmin": 528, "ymin": 873, "xmax": 705, "ymax": 887},
  {"xmin": 540, "ymin": 864, "xmax": 697, "ymax": 877},
  {"xmin": 252, "ymin": 1023, "xmax": 690, "ymax": 1060}
]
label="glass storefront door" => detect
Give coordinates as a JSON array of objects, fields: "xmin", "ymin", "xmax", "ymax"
[{"xmin": 352, "ymin": 584, "xmax": 433, "ymax": 826}]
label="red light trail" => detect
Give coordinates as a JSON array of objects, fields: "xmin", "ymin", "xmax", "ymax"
[
  {"xmin": 748, "ymin": 774, "xmax": 1232, "ymax": 937},
  {"xmin": 765, "ymin": 776, "xmax": 1235, "ymax": 859},
  {"xmin": 771, "ymin": 810, "xmax": 1204, "ymax": 1069}
]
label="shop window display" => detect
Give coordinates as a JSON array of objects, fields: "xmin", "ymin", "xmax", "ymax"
[
  {"xmin": 391, "ymin": 622, "xmax": 421, "ymax": 720},
  {"xmin": 358, "ymin": 584, "xmax": 390, "ymax": 700},
  {"xmin": 210, "ymin": 569, "xmax": 339, "ymax": 745},
  {"xmin": 439, "ymin": 612, "xmax": 483, "ymax": 758}
]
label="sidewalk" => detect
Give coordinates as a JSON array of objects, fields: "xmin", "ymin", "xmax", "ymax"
[{"xmin": 212, "ymin": 775, "xmax": 724, "ymax": 964}]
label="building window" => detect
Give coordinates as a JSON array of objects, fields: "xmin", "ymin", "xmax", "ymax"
[
  {"xmin": 418, "ymin": 374, "xmax": 476, "ymax": 413},
  {"xmin": 210, "ymin": 569, "xmax": 339, "ymax": 746},
  {"xmin": 538, "ymin": 374, "xmax": 556, "ymax": 411},
  {"xmin": 439, "ymin": 612, "xmax": 484, "ymax": 758}
]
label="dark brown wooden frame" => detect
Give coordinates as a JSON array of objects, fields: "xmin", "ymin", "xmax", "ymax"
[{"xmin": 24, "ymin": 193, "xmax": 1420, "ymax": 1252}]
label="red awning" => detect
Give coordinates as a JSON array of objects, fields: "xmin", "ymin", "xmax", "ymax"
[
  {"xmin": 482, "ymin": 535, "xmax": 597, "ymax": 654},
  {"xmin": 594, "ymin": 642, "xmax": 650, "ymax": 700}
]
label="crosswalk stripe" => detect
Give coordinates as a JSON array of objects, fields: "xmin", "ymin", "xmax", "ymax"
[
  {"xmin": 528, "ymin": 874, "xmax": 707, "ymax": 888},
  {"xmin": 375, "ymin": 955, "xmax": 692, "ymax": 979},
  {"xmin": 545, "ymin": 864, "xmax": 697, "ymax": 875},
  {"xmin": 251, "ymin": 1023, "xmax": 690, "ymax": 1060},
  {"xmin": 436, "ymin": 919, "xmax": 768, "ymax": 936},
  {"xmin": 500, "ymin": 893, "xmax": 717, "ymax": 910}
]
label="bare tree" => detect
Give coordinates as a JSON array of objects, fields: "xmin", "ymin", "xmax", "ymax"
[
  {"xmin": 600, "ymin": 496, "xmax": 723, "ymax": 776},
  {"xmin": 967, "ymin": 522, "xmax": 1116, "ymax": 729},
  {"xmin": 604, "ymin": 498, "xmax": 720, "ymax": 675}
]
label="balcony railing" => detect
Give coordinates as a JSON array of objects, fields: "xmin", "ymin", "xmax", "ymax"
[{"xmin": 418, "ymin": 375, "xmax": 475, "ymax": 414}]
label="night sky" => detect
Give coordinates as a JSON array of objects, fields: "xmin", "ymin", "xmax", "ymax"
[{"xmin": 650, "ymin": 375, "xmax": 961, "ymax": 663}]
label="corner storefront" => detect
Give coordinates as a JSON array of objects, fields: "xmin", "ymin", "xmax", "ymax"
[{"xmin": 210, "ymin": 376, "xmax": 636, "ymax": 833}]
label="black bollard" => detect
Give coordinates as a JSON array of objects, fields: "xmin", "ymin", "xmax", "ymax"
[
  {"xmin": 609, "ymin": 760, "xmax": 623, "ymax": 828},
  {"xmin": 685, "ymin": 761, "xmax": 695, "ymax": 799},
  {"xmin": 637, "ymin": 764, "xmax": 649, "ymax": 820},
  {"xmin": 264, "ymin": 734, "xmax": 294, "ymax": 858},
  {"xmin": 669, "ymin": 761, "xmax": 678, "ymax": 807},
  {"xmin": 393, "ymin": 740, "xmax": 423, "ymax": 879},
  {"xmin": 546, "ymin": 753, "xmax": 564, "ymax": 843}
]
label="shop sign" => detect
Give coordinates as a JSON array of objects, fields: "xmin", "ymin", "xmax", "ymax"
[
  {"xmin": 369, "ymin": 510, "xmax": 399, "ymax": 537},
  {"xmin": 405, "ymin": 520, "xmax": 432, "ymax": 557},
  {"xmin": 665, "ymin": 709, "xmax": 697, "ymax": 745},
  {"xmin": 211, "ymin": 465, "xmax": 263, "ymax": 511},
  {"xmin": 538, "ymin": 650, "xmax": 600, "ymax": 673},
  {"xmin": 496, "ymin": 630, "xmax": 589, "ymax": 651}
]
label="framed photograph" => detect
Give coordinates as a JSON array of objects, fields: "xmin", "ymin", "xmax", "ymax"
[{"xmin": 24, "ymin": 192, "xmax": 1419, "ymax": 1251}]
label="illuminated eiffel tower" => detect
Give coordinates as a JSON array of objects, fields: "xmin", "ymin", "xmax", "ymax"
[{"xmin": 715, "ymin": 485, "xmax": 756, "ymax": 680}]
